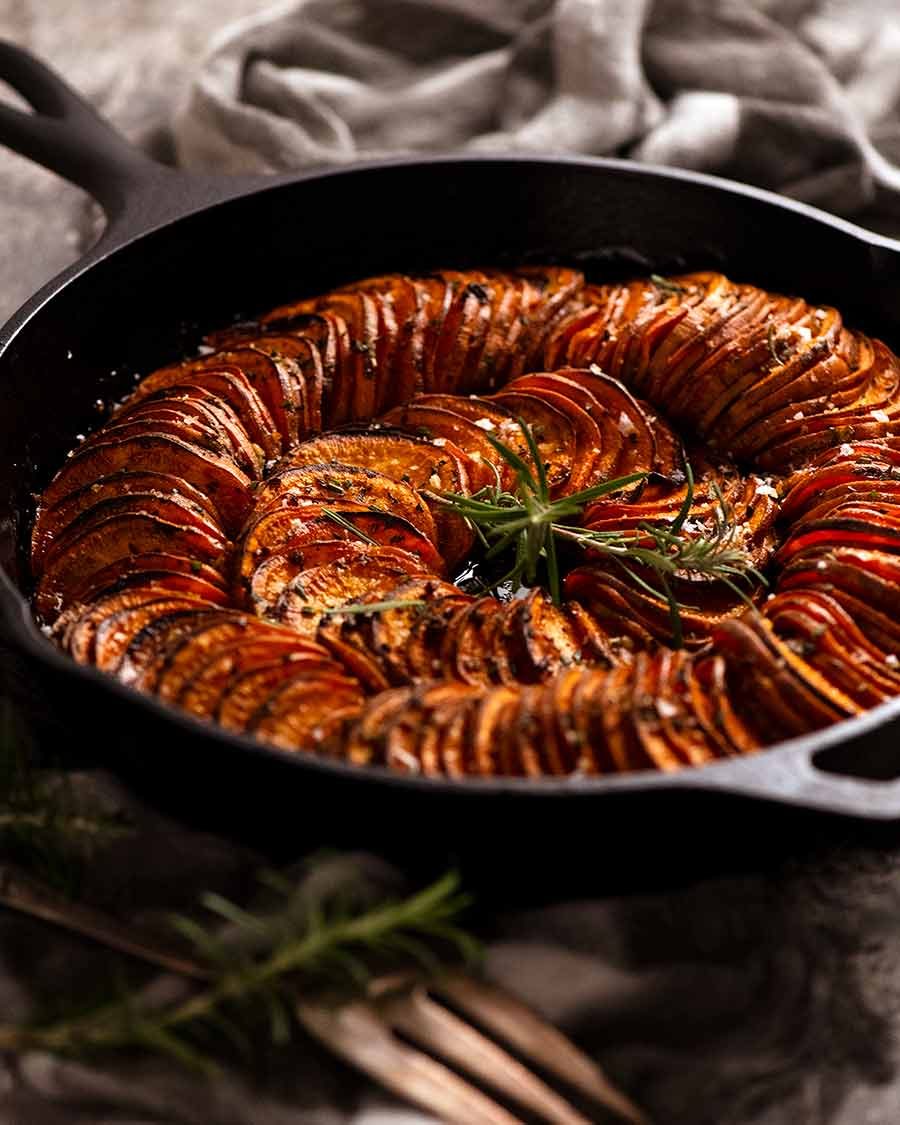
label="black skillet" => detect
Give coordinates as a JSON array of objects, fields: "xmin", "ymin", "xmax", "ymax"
[{"xmin": 3, "ymin": 42, "xmax": 900, "ymax": 893}]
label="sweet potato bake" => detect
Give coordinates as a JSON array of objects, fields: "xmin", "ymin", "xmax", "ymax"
[{"xmin": 30, "ymin": 268, "xmax": 900, "ymax": 777}]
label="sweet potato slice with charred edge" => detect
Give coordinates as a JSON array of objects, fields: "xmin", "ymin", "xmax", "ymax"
[
  {"xmin": 542, "ymin": 367, "xmax": 660, "ymax": 480},
  {"xmin": 338, "ymin": 685, "xmax": 415, "ymax": 768},
  {"xmin": 134, "ymin": 614, "xmax": 308, "ymax": 699},
  {"xmin": 378, "ymin": 404, "xmax": 499, "ymax": 490},
  {"xmin": 498, "ymin": 371, "xmax": 626, "ymax": 487},
  {"xmin": 765, "ymin": 590, "xmax": 900, "ymax": 706},
  {"xmin": 118, "ymin": 366, "xmax": 281, "ymax": 464},
  {"xmin": 119, "ymin": 610, "xmax": 245, "ymax": 691},
  {"xmin": 714, "ymin": 615, "xmax": 859, "ymax": 737},
  {"xmin": 250, "ymin": 463, "xmax": 438, "ymax": 545},
  {"xmin": 564, "ymin": 565, "xmax": 747, "ymax": 650},
  {"xmin": 776, "ymin": 515, "xmax": 900, "ymax": 566},
  {"xmin": 377, "ymin": 681, "xmax": 471, "ymax": 775},
  {"xmin": 31, "ymin": 470, "xmax": 223, "ymax": 574},
  {"xmin": 730, "ymin": 332, "xmax": 887, "ymax": 439},
  {"xmin": 53, "ymin": 587, "xmax": 212, "ymax": 667},
  {"xmin": 244, "ymin": 670, "xmax": 364, "ymax": 753},
  {"xmin": 142, "ymin": 344, "xmax": 302, "ymax": 449},
  {"xmin": 628, "ymin": 651, "xmax": 684, "ymax": 771},
  {"xmin": 504, "ymin": 267, "xmax": 586, "ymax": 378},
  {"xmin": 563, "ymin": 600, "xmax": 628, "ymax": 669},
  {"xmin": 90, "ymin": 600, "xmax": 217, "ymax": 676},
  {"xmin": 38, "ymin": 433, "xmax": 253, "ymax": 536},
  {"xmin": 430, "ymin": 273, "xmax": 495, "ymax": 396},
  {"xmin": 779, "ymin": 459, "xmax": 900, "ymax": 524},
  {"xmin": 215, "ymin": 660, "xmax": 334, "ymax": 734},
  {"xmin": 501, "ymin": 589, "xmax": 585, "ymax": 683},
  {"xmin": 264, "ymin": 290, "xmax": 378, "ymax": 426},
  {"xmin": 652, "ymin": 651, "xmax": 722, "ymax": 766},
  {"xmin": 271, "ymin": 550, "xmax": 432, "ymax": 635},
  {"xmin": 541, "ymin": 668, "xmax": 591, "ymax": 773},
  {"xmin": 777, "ymin": 550, "xmax": 900, "ymax": 649},
  {"xmin": 407, "ymin": 395, "xmax": 528, "ymax": 488},
  {"xmin": 114, "ymin": 386, "xmax": 265, "ymax": 478},
  {"xmin": 281, "ymin": 429, "xmax": 475, "ymax": 567},
  {"xmin": 401, "ymin": 593, "xmax": 476, "ymax": 682},
  {"xmin": 565, "ymin": 668, "xmax": 617, "ymax": 773},
  {"xmin": 178, "ymin": 642, "xmax": 335, "ymax": 720},
  {"xmin": 497, "ymin": 378, "xmax": 604, "ymax": 494},
  {"xmin": 715, "ymin": 309, "xmax": 849, "ymax": 433},
  {"xmin": 439, "ymin": 597, "xmax": 503, "ymax": 685},
  {"xmin": 689, "ymin": 653, "xmax": 759, "ymax": 756},
  {"xmin": 662, "ymin": 286, "xmax": 776, "ymax": 417},
  {"xmin": 85, "ymin": 408, "xmax": 237, "ymax": 467},
  {"xmin": 487, "ymin": 391, "xmax": 575, "ymax": 493},
  {"xmin": 345, "ymin": 275, "xmax": 422, "ymax": 411},
  {"xmin": 66, "ymin": 557, "xmax": 230, "ymax": 610},
  {"xmin": 656, "ymin": 285, "xmax": 774, "ymax": 408},
  {"xmin": 247, "ymin": 541, "xmax": 429, "ymax": 617},
  {"xmin": 35, "ymin": 512, "xmax": 229, "ymax": 622},
  {"xmin": 238, "ymin": 502, "xmax": 444, "ymax": 599},
  {"xmin": 360, "ymin": 578, "xmax": 465, "ymax": 685},
  {"xmin": 314, "ymin": 617, "xmax": 395, "ymax": 694},
  {"xmin": 464, "ymin": 685, "xmax": 520, "ymax": 776},
  {"xmin": 638, "ymin": 274, "xmax": 743, "ymax": 394},
  {"xmin": 36, "ymin": 490, "xmax": 225, "ymax": 575}
]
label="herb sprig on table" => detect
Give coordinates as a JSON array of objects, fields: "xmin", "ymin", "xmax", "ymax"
[
  {"xmin": 0, "ymin": 867, "xmax": 476, "ymax": 1071},
  {"xmin": 0, "ymin": 699, "xmax": 477, "ymax": 1071},
  {"xmin": 433, "ymin": 419, "xmax": 765, "ymax": 647}
]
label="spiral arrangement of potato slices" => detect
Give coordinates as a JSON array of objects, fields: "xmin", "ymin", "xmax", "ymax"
[{"xmin": 30, "ymin": 268, "xmax": 900, "ymax": 776}]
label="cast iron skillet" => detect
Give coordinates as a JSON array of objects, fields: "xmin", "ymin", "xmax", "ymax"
[{"xmin": 4, "ymin": 43, "xmax": 900, "ymax": 885}]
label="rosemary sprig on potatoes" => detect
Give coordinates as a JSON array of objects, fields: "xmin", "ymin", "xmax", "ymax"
[{"xmin": 433, "ymin": 421, "xmax": 765, "ymax": 647}]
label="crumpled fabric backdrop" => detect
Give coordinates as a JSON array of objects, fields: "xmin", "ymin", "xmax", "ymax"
[
  {"xmin": 173, "ymin": 0, "xmax": 900, "ymax": 227},
  {"xmin": 4, "ymin": 1, "xmax": 900, "ymax": 1123}
]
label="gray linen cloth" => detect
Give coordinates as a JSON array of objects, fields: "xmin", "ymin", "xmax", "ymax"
[
  {"xmin": 173, "ymin": 0, "xmax": 900, "ymax": 225},
  {"xmin": 5, "ymin": 1, "xmax": 900, "ymax": 1123}
]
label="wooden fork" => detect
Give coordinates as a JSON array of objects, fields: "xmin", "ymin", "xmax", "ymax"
[{"xmin": 1, "ymin": 863, "xmax": 650, "ymax": 1125}]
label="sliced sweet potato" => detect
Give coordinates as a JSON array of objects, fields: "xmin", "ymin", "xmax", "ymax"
[
  {"xmin": 36, "ymin": 511, "xmax": 228, "ymax": 621},
  {"xmin": 281, "ymin": 429, "xmax": 475, "ymax": 565},
  {"xmin": 249, "ymin": 676, "xmax": 364, "ymax": 753},
  {"xmin": 67, "ymin": 555, "xmax": 229, "ymax": 609},
  {"xmin": 54, "ymin": 586, "xmax": 211, "ymax": 667},
  {"xmin": 500, "ymin": 589, "xmax": 584, "ymax": 682},
  {"xmin": 178, "ymin": 642, "xmax": 335, "ymax": 719},
  {"xmin": 38, "ymin": 433, "xmax": 253, "ymax": 536},
  {"xmin": 488, "ymin": 391, "xmax": 575, "ymax": 492},
  {"xmin": 251, "ymin": 462, "xmax": 438, "ymax": 544},
  {"xmin": 378, "ymin": 404, "xmax": 499, "ymax": 490},
  {"xmin": 271, "ymin": 549, "xmax": 432, "ymax": 634},
  {"xmin": 246, "ymin": 540, "xmax": 428, "ymax": 617},
  {"xmin": 31, "ymin": 470, "xmax": 223, "ymax": 574},
  {"xmin": 238, "ymin": 502, "xmax": 445, "ymax": 604}
]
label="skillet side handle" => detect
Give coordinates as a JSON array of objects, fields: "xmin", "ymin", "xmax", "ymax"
[
  {"xmin": 696, "ymin": 723, "xmax": 900, "ymax": 820},
  {"xmin": 0, "ymin": 40, "xmax": 177, "ymax": 225}
]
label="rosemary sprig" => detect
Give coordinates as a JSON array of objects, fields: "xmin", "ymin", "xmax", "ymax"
[
  {"xmin": 322, "ymin": 509, "xmax": 376, "ymax": 544},
  {"xmin": 0, "ymin": 868, "xmax": 477, "ymax": 1069},
  {"xmin": 651, "ymin": 273, "xmax": 686, "ymax": 295},
  {"xmin": 434, "ymin": 421, "xmax": 765, "ymax": 646}
]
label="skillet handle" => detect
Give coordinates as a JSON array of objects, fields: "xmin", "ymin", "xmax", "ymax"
[
  {"xmin": 694, "ymin": 718, "xmax": 900, "ymax": 820},
  {"xmin": 0, "ymin": 41, "xmax": 182, "ymax": 227}
]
